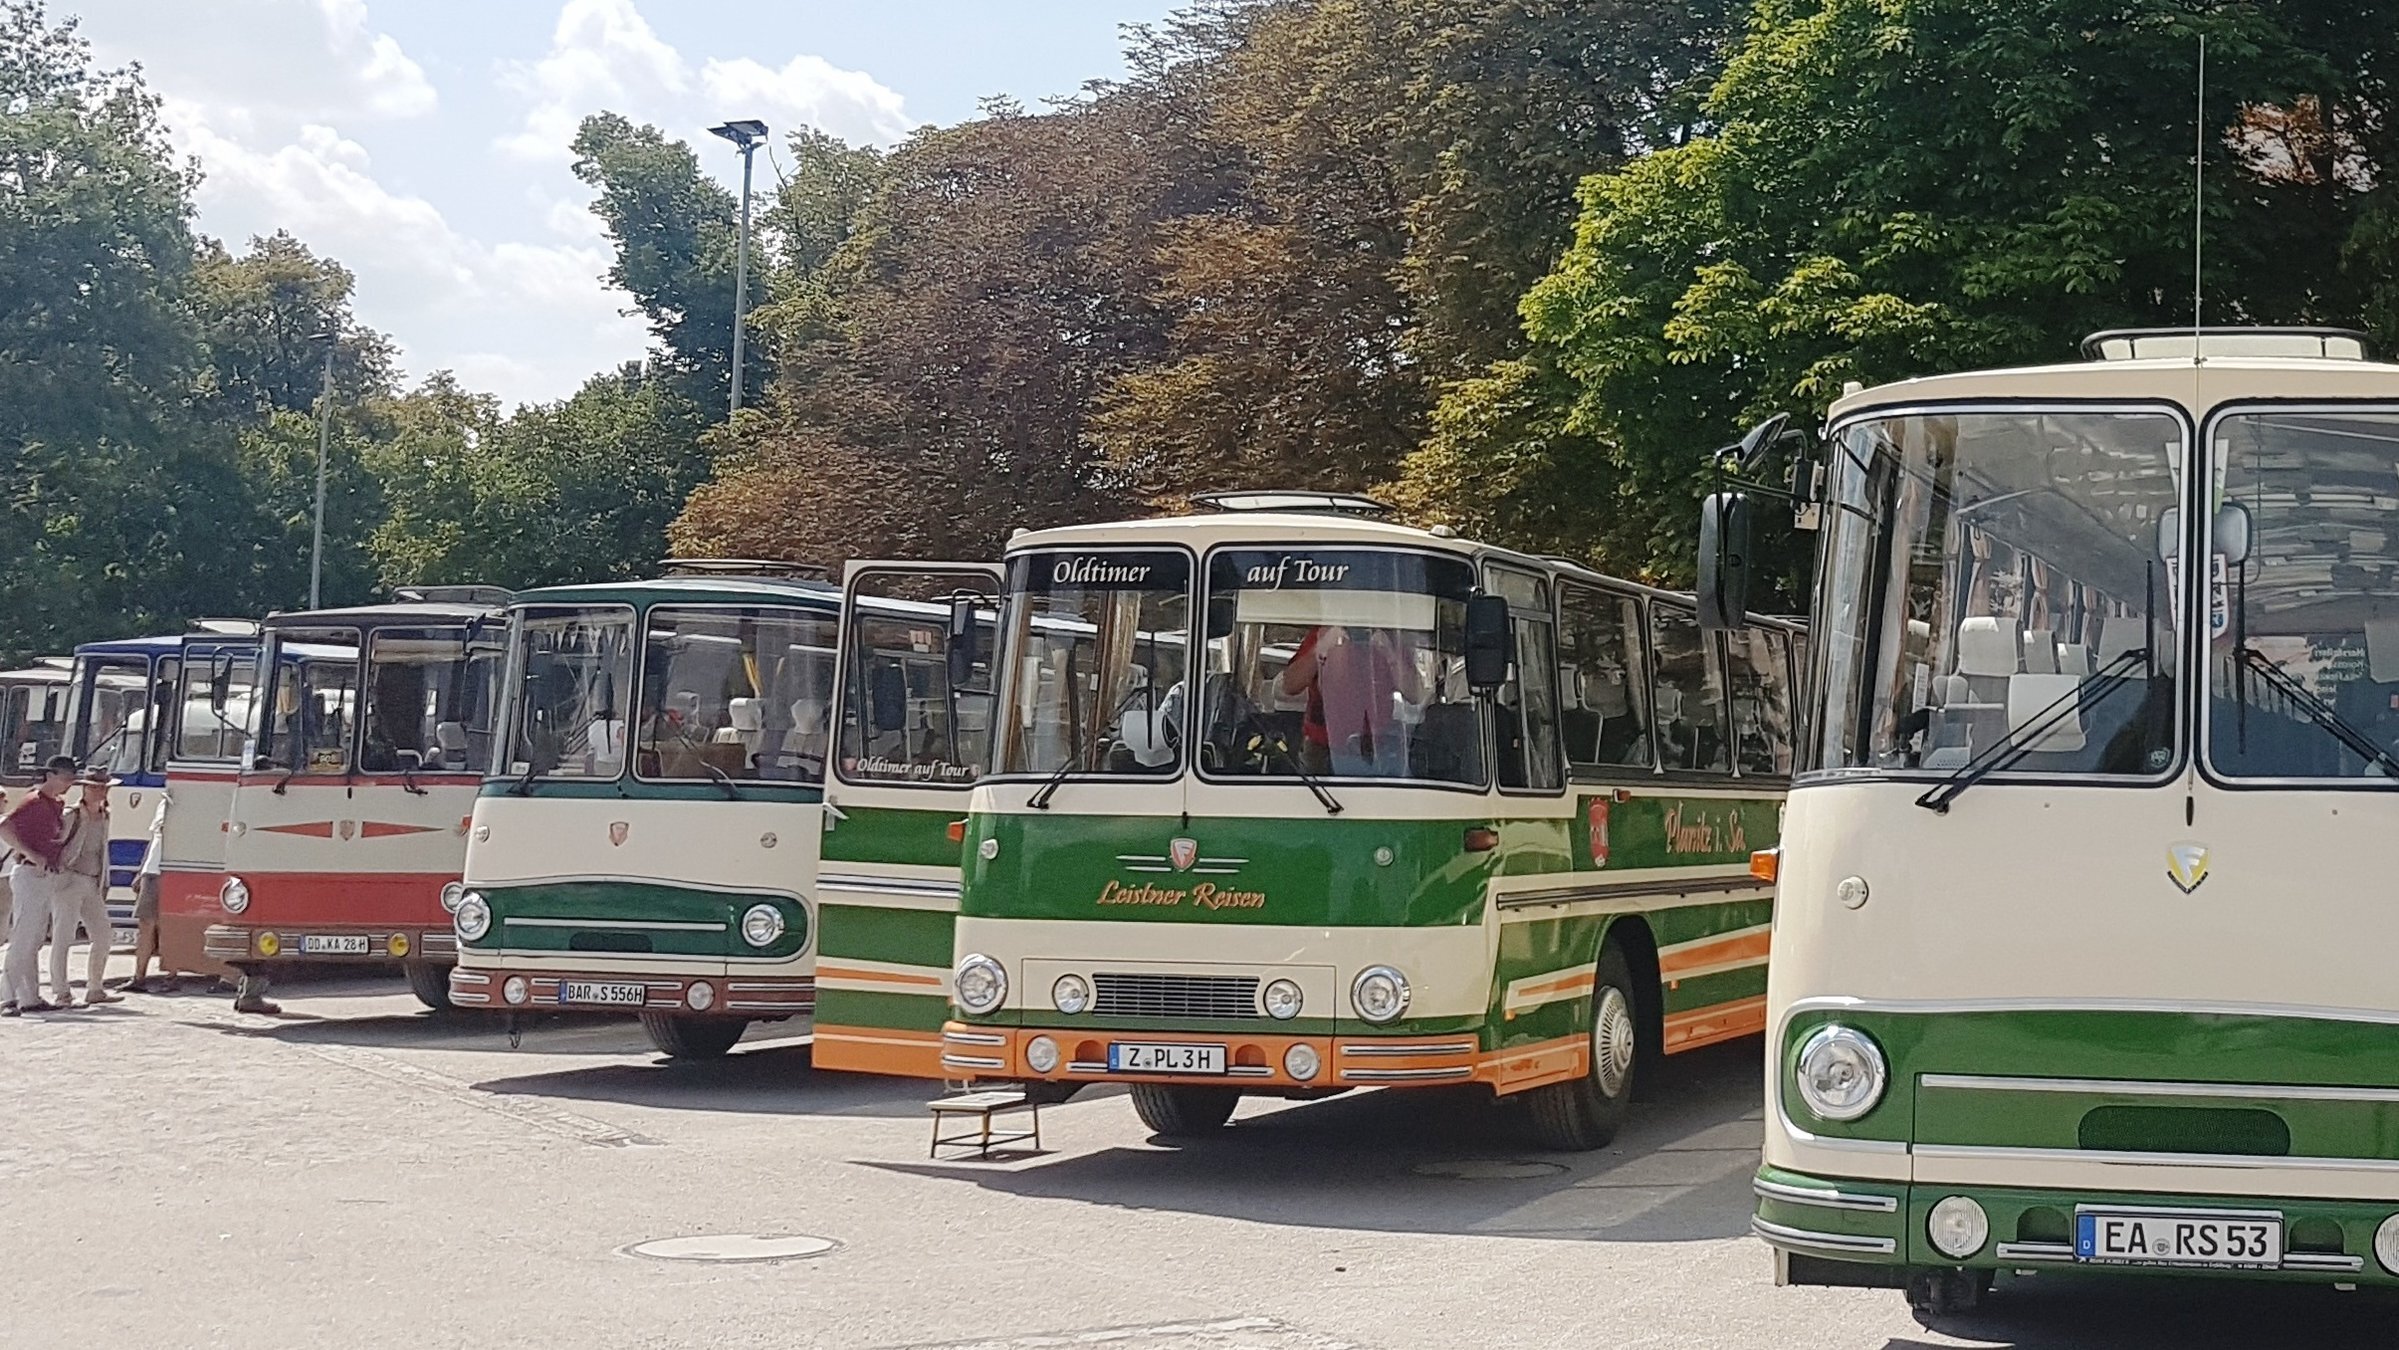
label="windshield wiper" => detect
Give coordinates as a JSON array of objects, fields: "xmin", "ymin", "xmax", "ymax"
[
  {"xmin": 701, "ymin": 760, "xmax": 744, "ymax": 801},
  {"xmin": 1916, "ymin": 649, "xmax": 2148, "ymax": 815},
  {"xmin": 1245, "ymin": 715, "xmax": 1343, "ymax": 816},
  {"xmin": 508, "ymin": 758, "xmax": 542, "ymax": 797},
  {"xmin": 1027, "ymin": 746, "xmax": 1091, "ymax": 810},
  {"xmin": 2234, "ymin": 646, "xmax": 2399, "ymax": 779},
  {"xmin": 398, "ymin": 758, "xmax": 427, "ymax": 796}
]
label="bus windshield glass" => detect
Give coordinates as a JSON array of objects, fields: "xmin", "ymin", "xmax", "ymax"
[
  {"xmin": 507, "ymin": 607, "xmax": 636, "ymax": 780},
  {"xmin": 1199, "ymin": 548, "xmax": 1485, "ymax": 785},
  {"xmin": 995, "ymin": 550, "xmax": 1191, "ymax": 776},
  {"xmin": 72, "ymin": 655, "xmax": 152, "ymax": 773},
  {"xmin": 361, "ymin": 627, "xmax": 503, "ymax": 774},
  {"xmin": 257, "ymin": 632, "xmax": 361, "ymax": 774},
  {"xmin": 2209, "ymin": 408, "xmax": 2399, "ymax": 780},
  {"xmin": 638, "ymin": 606, "xmax": 837, "ymax": 784},
  {"xmin": 1812, "ymin": 409, "xmax": 2183, "ymax": 777}
]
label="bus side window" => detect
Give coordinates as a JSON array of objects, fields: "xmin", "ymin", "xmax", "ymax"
[
  {"xmin": 1558, "ymin": 583, "xmax": 1653, "ymax": 773},
  {"xmin": 1650, "ymin": 602, "xmax": 1731, "ymax": 774},
  {"xmin": 1489, "ymin": 567, "xmax": 1561, "ymax": 792},
  {"xmin": 1728, "ymin": 626, "xmax": 1794, "ymax": 776}
]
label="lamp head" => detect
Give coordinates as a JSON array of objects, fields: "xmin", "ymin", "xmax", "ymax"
[{"xmin": 709, "ymin": 119, "xmax": 768, "ymax": 146}]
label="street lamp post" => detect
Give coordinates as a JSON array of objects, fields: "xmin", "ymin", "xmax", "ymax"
[
  {"xmin": 708, "ymin": 118, "xmax": 769, "ymax": 420},
  {"xmin": 308, "ymin": 330, "xmax": 336, "ymax": 610}
]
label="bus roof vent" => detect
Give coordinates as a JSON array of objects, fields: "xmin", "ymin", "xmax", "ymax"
[
  {"xmin": 392, "ymin": 584, "xmax": 513, "ymax": 607},
  {"xmin": 190, "ymin": 618, "xmax": 260, "ymax": 636},
  {"xmin": 1190, "ymin": 490, "xmax": 1393, "ymax": 517},
  {"xmin": 658, "ymin": 557, "xmax": 832, "ymax": 582},
  {"xmin": 2081, "ymin": 327, "xmax": 2373, "ymax": 362}
]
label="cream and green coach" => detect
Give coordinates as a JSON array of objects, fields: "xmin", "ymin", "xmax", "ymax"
[
  {"xmin": 1711, "ymin": 328, "xmax": 2399, "ymax": 1313},
  {"xmin": 449, "ymin": 563, "xmax": 997, "ymax": 1068},
  {"xmin": 937, "ymin": 494, "xmax": 1797, "ymax": 1147}
]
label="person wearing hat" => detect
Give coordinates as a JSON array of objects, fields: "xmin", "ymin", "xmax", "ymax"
[
  {"xmin": 51, "ymin": 763, "xmax": 120, "ymax": 1005},
  {"xmin": 0, "ymin": 754, "xmax": 78, "ymax": 1014}
]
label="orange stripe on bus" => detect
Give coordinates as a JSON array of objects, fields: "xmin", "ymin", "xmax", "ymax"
[
  {"xmin": 1663, "ymin": 995, "xmax": 1768, "ymax": 1051},
  {"xmin": 815, "ymin": 965, "xmax": 946, "ymax": 989},
  {"xmin": 1511, "ymin": 970, "xmax": 1598, "ymax": 1001},
  {"xmin": 1659, "ymin": 930, "xmax": 1772, "ymax": 977},
  {"xmin": 812, "ymin": 1027, "xmax": 946, "ymax": 1078}
]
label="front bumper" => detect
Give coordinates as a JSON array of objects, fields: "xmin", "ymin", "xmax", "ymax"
[
  {"xmin": 1753, "ymin": 1165, "xmax": 2392, "ymax": 1285},
  {"xmin": 204, "ymin": 924, "xmax": 454, "ymax": 965},
  {"xmin": 939, "ymin": 1021, "xmax": 1506, "ymax": 1091},
  {"xmin": 449, "ymin": 966, "xmax": 814, "ymax": 1017}
]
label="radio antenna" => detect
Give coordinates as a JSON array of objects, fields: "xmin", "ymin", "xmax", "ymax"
[{"xmin": 2191, "ymin": 34, "xmax": 2206, "ymax": 347}]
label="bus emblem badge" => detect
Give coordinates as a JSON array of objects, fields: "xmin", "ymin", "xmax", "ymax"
[
  {"xmin": 338, "ymin": 820, "xmax": 355, "ymax": 841},
  {"xmin": 609, "ymin": 821, "xmax": 630, "ymax": 847},
  {"xmin": 1587, "ymin": 799, "xmax": 1611, "ymax": 867},
  {"xmin": 2165, "ymin": 842, "xmax": 2210, "ymax": 894},
  {"xmin": 1169, "ymin": 837, "xmax": 1198, "ymax": 871}
]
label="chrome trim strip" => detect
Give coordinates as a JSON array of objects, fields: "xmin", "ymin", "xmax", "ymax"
[
  {"xmin": 1784, "ymin": 994, "xmax": 2399, "ymax": 1030},
  {"xmin": 1067, "ymin": 1061, "xmax": 1107, "ymax": 1073},
  {"xmin": 1777, "ymin": 1116, "xmax": 1911, "ymax": 1156},
  {"xmin": 1751, "ymin": 1217, "xmax": 1897, "ymax": 1256},
  {"xmin": 1496, "ymin": 874, "xmax": 1763, "ymax": 910},
  {"xmin": 817, "ymin": 873, "xmax": 961, "ymax": 900},
  {"xmin": 1340, "ymin": 1067, "xmax": 1476, "ymax": 1083},
  {"xmin": 942, "ymin": 1030, "xmax": 1007, "ymax": 1047},
  {"xmin": 1994, "ymin": 1241, "xmax": 2075, "ymax": 1263},
  {"xmin": 1921, "ymin": 1073, "xmax": 2399, "ymax": 1105},
  {"xmin": 940, "ymin": 1054, "xmax": 1005, "ymax": 1071},
  {"xmin": 1918, "ymin": 1143, "xmax": 2399, "ymax": 1174},
  {"xmin": 1341, "ymin": 1040, "xmax": 1477, "ymax": 1058},
  {"xmin": 502, "ymin": 917, "xmax": 725, "ymax": 932},
  {"xmin": 1229, "ymin": 1066, "xmax": 1273, "ymax": 1078},
  {"xmin": 2283, "ymin": 1252, "xmax": 2366, "ymax": 1273},
  {"xmin": 1753, "ymin": 1178, "xmax": 1900, "ymax": 1213},
  {"xmin": 726, "ymin": 981, "xmax": 815, "ymax": 992}
]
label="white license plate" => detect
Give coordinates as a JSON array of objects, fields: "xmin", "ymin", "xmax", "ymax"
[
  {"xmin": 299, "ymin": 935, "xmax": 372, "ymax": 955},
  {"xmin": 2075, "ymin": 1207, "xmax": 2283, "ymax": 1268},
  {"xmin": 1108, "ymin": 1042, "xmax": 1226, "ymax": 1074},
  {"xmin": 560, "ymin": 981, "xmax": 649, "ymax": 1006}
]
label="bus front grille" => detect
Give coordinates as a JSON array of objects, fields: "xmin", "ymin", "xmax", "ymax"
[{"xmin": 1092, "ymin": 973, "xmax": 1261, "ymax": 1020}]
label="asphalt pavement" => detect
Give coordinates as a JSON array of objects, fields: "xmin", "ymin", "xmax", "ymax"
[{"xmin": 5, "ymin": 950, "xmax": 2394, "ymax": 1349}]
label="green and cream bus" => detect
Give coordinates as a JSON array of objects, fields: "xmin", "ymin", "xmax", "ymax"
[
  {"xmin": 1721, "ymin": 328, "xmax": 2399, "ymax": 1311},
  {"xmin": 448, "ymin": 564, "xmax": 997, "ymax": 1066},
  {"xmin": 937, "ymin": 495, "xmax": 1799, "ymax": 1148}
]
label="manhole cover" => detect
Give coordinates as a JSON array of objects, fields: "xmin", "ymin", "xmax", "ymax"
[
  {"xmin": 1411, "ymin": 1159, "xmax": 1568, "ymax": 1180},
  {"xmin": 623, "ymin": 1233, "xmax": 838, "ymax": 1263}
]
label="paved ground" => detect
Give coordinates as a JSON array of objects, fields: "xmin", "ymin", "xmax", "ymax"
[{"xmin": 5, "ymin": 950, "xmax": 2396, "ymax": 1349}]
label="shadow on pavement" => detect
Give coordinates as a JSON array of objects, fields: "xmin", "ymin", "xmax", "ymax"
[
  {"xmin": 860, "ymin": 1037, "xmax": 1764, "ymax": 1243},
  {"xmin": 467, "ymin": 1043, "xmax": 940, "ymax": 1120},
  {"xmin": 1887, "ymin": 1273, "xmax": 2399, "ymax": 1348}
]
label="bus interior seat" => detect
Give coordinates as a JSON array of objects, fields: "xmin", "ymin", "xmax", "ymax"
[
  {"xmin": 719, "ymin": 697, "xmax": 765, "ymax": 752},
  {"xmin": 433, "ymin": 720, "xmax": 468, "ymax": 769},
  {"xmin": 2021, "ymin": 630, "xmax": 2059, "ymax": 674},
  {"xmin": 2056, "ymin": 643, "xmax": 2094, "ymax": 677},
  {"xmin": 2007, "ymin": 673, "xmax": 2086, "ymax": 753}
]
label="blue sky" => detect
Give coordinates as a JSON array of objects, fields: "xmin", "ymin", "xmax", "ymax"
[{"xmin": 65, "ymin": 0, "xmax": 1187, "ymax": 406}]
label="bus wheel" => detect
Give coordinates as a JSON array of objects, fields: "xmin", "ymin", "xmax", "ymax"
[
  {"xmin": 639, "ymin": 1013, "xmax": 747, "ymax": 1060},
  {"xmin": 1129, "ymin": 1084, "xmax": 1239, "ymax": 1136},
  {"xmin": 1904, "ymin": 1269, "xmax": 1991, "ymax": 1318},
  {"xmin": 403, "ymin": 960, "xmax": 453, "ymax": 1011},
  {"xmin": 1524, "ymin": 942, "xmax": 1640, "ymax": 1151}
]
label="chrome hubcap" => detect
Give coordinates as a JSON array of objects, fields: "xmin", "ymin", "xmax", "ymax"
[{"xmin": 1591, "ymin": 985, "xmax": 1635, "ymax": 1097}]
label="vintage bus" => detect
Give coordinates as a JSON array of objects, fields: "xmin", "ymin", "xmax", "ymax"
[
  {"xmin": 1720, "ymin": 328, "xmax": 2399, "ymax": 1311},
  {"xmin": 0, "ymin": 660, "xmax": 73, "ymax": 789},
  {"xmin": 161, "ymin": 595, "xmax": 506, "ymax": 1007},
  {"xmin": 447, "ymin": 565, "xmax": 997, "ymax": 1065},
  {"xmin": 936, "ymin": 496, "xmax": 1799, "ymax": 1148}
]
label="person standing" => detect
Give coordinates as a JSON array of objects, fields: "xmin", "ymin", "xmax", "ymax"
[
  {"xmin": 124, "ymin": 789, "xmax": 169, "ymax": 993},
  {"xmin": 0, "ymin": 755, "xmax": 77, "ymax": 1014},
  {"xmin": 54, "ymin": 765, "xmax": 119, "ymax": 1006}
]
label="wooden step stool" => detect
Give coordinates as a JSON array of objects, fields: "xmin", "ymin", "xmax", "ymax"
[{"xmin": 928, "ymin": 1089, "xmax": 1041, "ymax": 1158}]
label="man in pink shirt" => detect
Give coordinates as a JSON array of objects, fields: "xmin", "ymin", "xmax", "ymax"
[{"xmin": 2, "ymin": 755, "xmax": 78, "ymax": 1014}]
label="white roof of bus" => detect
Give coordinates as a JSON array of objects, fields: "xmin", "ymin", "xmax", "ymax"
[
  {"xmin": 1828, "ymin": 354, "xmax": 2399, "ymax": 423},
  {"xmin": 0, "ymin": 666, "xmax": 70, "ymax": 685}
]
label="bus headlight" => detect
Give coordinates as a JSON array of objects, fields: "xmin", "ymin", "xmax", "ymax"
[
  {"xmin": 2375, "ymin": 1214, "xmax": 2399, "ymax": 1275},
  {"xmin": 219, "ymin": 876, "xmax": 251, "ymax": 915},
  {"xmin": 1928, "ymin": 1195, "xmax": 1989, "ymax": 1259},
  {"xmin": 686, "ymin": 980, "xmax": 716, "ymax": 1012},
  {"xmin": 1283, "ymin": 1043, "xmax": 1321, "ymax": 1081},
  {"xmin": 1026, "ymin": 1035, "xmax": 1061, "ymax": 1074},
  {"xmin": 954, "ymin": 954, "xmax": 1007, "ymax": 1015},
  {"xmin": 1051, "ymin": 974, "xmax": 1091, "ymax": 1015},
  {"xmin": 740, "ymin": 904, "xmax": 784, "ymax": 948},
  {"xmin": 1351, "ymin": 966, "xmax": 1410, "ymax": 1024},
  {"xmin": 1262, "ymin": 979, "xmax": 1304, "ymax": 1020},
  {"xmin": 502, "ymin": 976, "xmax": 530, "ymax": 1006},
  {"xmin": 1794, "ymin": 1025, "xmax": 1887, "ymax": 1122},
  {"xmin": 439, "ymin": 881, "xmax": 466, "ymax": 913},
  {"xmin": 452, "ymin": 893, "xmax": 491, "ymax": 942}
]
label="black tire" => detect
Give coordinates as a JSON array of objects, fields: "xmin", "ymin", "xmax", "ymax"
[
  {"xmin": 1905, "ymin": 1269, "xmax": 1992, "ymax": 1318},
  {"xmin": 639, "ymin": 1012, "xmax": 747, "ymax": 1060},
  {"xmin": 1523, "ymin": 940, "xmax": 1642, "ymax": 1151},
  {"xmin": 1129, "ymin": 1083, "xmax": 1239, "ymax": 1136},
  {"xmin": 403, "ymin": 960, "xmax": 453, "ymax": 1011}
]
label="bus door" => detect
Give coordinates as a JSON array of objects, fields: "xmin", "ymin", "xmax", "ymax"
[
  {"xmin": 156, "ymin": 641, "xmax": 259, "ymax": 976},
  {"xmin": 812, "ymin": 562, "xmax": 1000, "ymax": 1078}
]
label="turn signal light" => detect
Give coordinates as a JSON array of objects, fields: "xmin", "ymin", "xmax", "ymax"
[
  {"xmin": 1463, "ymin": 827, "xmax": 1499, "ymax": 853},
  {"xmin": 946, "ymin": 819, "xmax": 967, "ymax": 843},
  {"xmin": 1749, "ymin": 849, "xmax": 1780, "ymax": 883}
]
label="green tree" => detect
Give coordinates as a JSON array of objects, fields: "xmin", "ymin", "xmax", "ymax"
[
  {"xmin": 571, "ymin": 113, "xmax": 748, "ymax": 411},
  {"xmin": 192, "ymin": 230, "xmax": 395, "ymax": 416}
]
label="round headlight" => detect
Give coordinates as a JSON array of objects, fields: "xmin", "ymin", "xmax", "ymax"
[
  {"xmin": 1928, "ymin": 1195, "xmax": 1989, "ymax": 1260},
  {"xmin": 1351, "ymin": 966, "xmax": 1411, "ymax": 1024},
  {"xmin": 686, "ymin": 980, "xmax": 716, "ymax": 1012},
  {"xmin": 740, "ymin": 903, "xmax": 785, "ymax": 948},
  {"xmin": 219, "ymin": 876, "xmax": 251, "ymax": 915},
  {"xmin": 1051, "ymin": 974, "xmax": 1091, "ymax": 1015},
  {"xmin": 1794, "ymin": 1024, "xmax": 1888, "ymax": 1122},
  {"xmin": 2376, "ymin": 1214, "xmax": 2399, "ymax": 1275},
  {"xmin": 954, "ymin": 954, "xmax": 1007, "ymax": 1015},
  {"xmin": 1262, "ymin": 978, "xmax": 1304, "ymax": 1020},
  {"xmin": 1026, "ymin": 1035, "xmax": 1061, "ymax": 1074},
  {"xmin": 1283, "ymin": 1043, "xmax": 1321, "ymax": 1081},
  {"xmin": 502, "ymin": 976, "xmax": 530, "ymax": 1006},
  {"xmin": 452, "ymin": 892, "xmax": 491, "ymax": 942},
  {"xmin": 387, "ymin": 933, "xmax": 410, "ymax": 958},
  {"xmin": 439, "ymin": 880, "xmax": 466, "ymax": 913}
]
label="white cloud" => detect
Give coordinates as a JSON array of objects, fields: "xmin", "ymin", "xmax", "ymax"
[{"xmin": 73, "ymin": 0, "xmax": 434, "ymax": 123}]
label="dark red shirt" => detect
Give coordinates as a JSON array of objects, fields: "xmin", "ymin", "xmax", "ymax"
[{"xmin": 7, "ymin": 793, "xmax": 65, "ymax": 870}]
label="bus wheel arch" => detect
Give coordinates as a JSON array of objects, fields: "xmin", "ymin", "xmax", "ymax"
[{"xmin": 1602, "ymin": 916, "xmax": 1665, "ymax": 1095}]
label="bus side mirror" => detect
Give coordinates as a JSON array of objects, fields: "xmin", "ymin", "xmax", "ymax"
[
  {"xmin": 2213, "ymin": 502, "xmax": 2252, "ymax": 564},
  {"xmin": 1698, "ymin": 490, "xmax": 1754, "ymax": 632},
  {"xmin": 869, "ymin": 664, "xmax": 908, "ymax": 733},
  {"xmin": 945, "ymin": 598, "xmax": 981, "ymax": 690},
  {"xmin": 1464, "ymin": 595, "xmax": 1512, "ymax": 693},
  {"xmin": 209, "ymin": 660, "xmax": 231, "ymax": 712}
]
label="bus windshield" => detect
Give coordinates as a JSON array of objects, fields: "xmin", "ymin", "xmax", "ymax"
[
  {"xmin": 361, "ymin": 627, "xmax": 503, "ymax": 774},
  {"xmin": 637, "ymin": 606, "xmax": 836, "ymax": 784},
  {"xmin": 257, "ymin": 632, "xmax": 361, "ymax": 774},
  {"xmin": 1812, "ymin": 409, "xmax": 2183, "ymax": 777},
  {"xmin": 2209, "ymin": 408, "xmax": 2399, "ymax": 780},
  {"xmin": 994, "ymin": 550, "xmax": 1191, "ymax": 776},
  {"xmin": 72, "ymin": 655, "xmax": 153, "ymax": 773},
  {"xmin": 506, "ymin": 607, "xmax": 636, "ymax": 780},
  {"xmin": 1199, "ymin": 548, "xmax": 1485, "ymax": 785}
]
